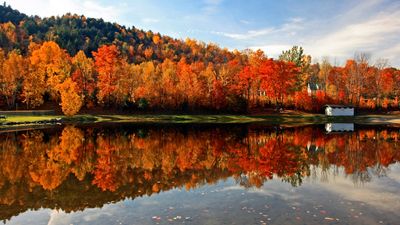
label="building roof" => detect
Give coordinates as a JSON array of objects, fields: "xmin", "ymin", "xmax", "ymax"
[{"xmin": 324, "ymin": 104, "xmax": 354, "ymax": 108}]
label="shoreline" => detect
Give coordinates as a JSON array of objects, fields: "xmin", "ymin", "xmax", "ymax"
[{"xmin": 1, "ymin": 114, "xmax": 400, "ymax": 131}]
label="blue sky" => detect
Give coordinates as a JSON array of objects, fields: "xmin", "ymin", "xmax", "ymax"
[{"xmin": 8, "ymin": 0, "xmax": 400, "ymax": 67}]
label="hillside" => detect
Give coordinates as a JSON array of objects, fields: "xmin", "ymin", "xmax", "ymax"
[{"xmin": 0, "ymin": 3, "xmax": 234, "ymax": 64}]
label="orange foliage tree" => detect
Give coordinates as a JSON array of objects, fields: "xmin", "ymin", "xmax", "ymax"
[
  {"xmin": 259, "ymin": 59, "xmax": 298, "ymax": 106},
  {"xmin": 93, "ymin": 45, "xmax": 122, "ymax": 106}
]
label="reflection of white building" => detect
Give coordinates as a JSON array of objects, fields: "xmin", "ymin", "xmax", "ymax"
[
  {"xmin": 325, "ymin": 123, "xmax": 354, "ymax": 133},
  {"xmin": 325, "ymin": 105, "xmax": 354, "ymax": 116}
]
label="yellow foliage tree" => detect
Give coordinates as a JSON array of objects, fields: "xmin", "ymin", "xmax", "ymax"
[
  {"xmin": 1, "ymin": 50, "xmax": 26, "ymax": 108},
  {"xmin": 57, "ymin": 78, "xmax": 83, "ymax": 116},
  {"xmin": 71, "ymin": 50, "xmax": 95, "ymax": 104},
  {"xmin": 30, "ymin": 41, "xmax": 71, "ymax": 100}
]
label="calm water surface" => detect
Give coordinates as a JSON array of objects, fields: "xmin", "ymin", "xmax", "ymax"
[{"xmin": 0, "ymin": 123, "xmax": 399, "ymax": 225}]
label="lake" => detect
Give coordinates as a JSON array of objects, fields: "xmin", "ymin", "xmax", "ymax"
[{"xmin": 0, "ymin": 123, "xmax": 399, "ymax": 225}]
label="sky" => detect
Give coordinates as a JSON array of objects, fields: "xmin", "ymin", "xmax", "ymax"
[{"xmin": 7, "ymin": 0, "xmax": 400, "ymax": 67}]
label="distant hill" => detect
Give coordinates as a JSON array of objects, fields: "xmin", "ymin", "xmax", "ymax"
[{"xmin": 0, "ymin": 3, "xmax": 234, "ymax": 64}]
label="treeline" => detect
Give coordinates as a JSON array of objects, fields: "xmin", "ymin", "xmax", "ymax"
[{"xmin": 0, "ymin": 4, "xmax": 400, "ymax": 115}]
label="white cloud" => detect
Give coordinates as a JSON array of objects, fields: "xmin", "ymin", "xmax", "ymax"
[
  {"xmin": 239, "ymin": 19, "xmax": 251, "ymax": 25},
  {"xmin": 141, "ymin": 18, "xmax": 160, "ymax": 23},
  {"xmin": 212, "ymin": 28, "xmax": 275, "ymax": 40},
  {"xmin": 213, "ymin": 17, "xmax": 304, "ymax": 40},
  {"xmin": 306, "ymin": 9, "xmax": 400, "ymax": 64},
  {"xmin": 379, "ymin": 43, "xmax": 400, "ymax": 67},
  {"xmin": 202, "ymin": 0, "xmax": 224, "ymax": 14}
]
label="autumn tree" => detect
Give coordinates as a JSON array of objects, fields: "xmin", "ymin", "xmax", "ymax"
[
  {"xmin": 113, "ymin": 60, "xmax": 138, "ymax": 106},
  {"xmin": 0, "ymin": 50, "xmax": 26, "ymax": 108},
  {"xmin": 22, "ymin": 43, "xmax": 46, "ymax": 108},
  {"xmin": 139, "ymin": 61, "xmax": 159, "ymax": 106},
  {"xmin": 367, "ymin": 59, "xmax": 394, "ymax": 108},
  {"xmin": 259, "ymin": 59, "xmax": 298, "ymax": 107},
  {"xmin": 217, "ymin": 59, "xmax": 244, "ymax": 110},
  {"xmin": 318, "ymin": 57, "xmax": 332, "ymax": 100},
  {"xmin": 93, "ymin": 45, "xmax": 122, "ymax": 106},
  {"xmin": 238, "ymin": 66, "xmax": 254, "ymax": 107},
  {"xmin": 344, "ymin": 53, "xmax": 370, "ymax": 105},
  {"xmin": 71, "ymin": 50, "xmax": 96, "ymax": 106},
  {"xmin": 177, "ymin": 57, "xmax": 204, "ymax": 109},
  {"xmin": 279, "ymin": 46, "xmax": 311, "ymax": 91},
  {"xmin": 0, "ymin": 21, "xmax": 17, "ymax": 51},
  {"xmin": 0, "ymin": 48, "xmax": 5, "ymax": 105},
  {"xmin": 159, "ymin": 58, "xmax": 178, "ymax": 108},
  {"xmin": 29, "ymin": 41, "xmax": 71, "ymax": 100},
  {"xmin": 57, "ymin": 78, "xmax": 83, "ymax": 116}
]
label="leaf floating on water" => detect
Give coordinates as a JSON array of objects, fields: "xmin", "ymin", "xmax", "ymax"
[
  {"xmin": 173, "ymin": 215, "xmax": 182, "ymax": 220},
  {"xmin": 152, "ymin": 216, "xmax": 161, "ymax": 220},
  {"xmin": 324, "ymin": 217, "xmax": 335, "ymax": 221}
]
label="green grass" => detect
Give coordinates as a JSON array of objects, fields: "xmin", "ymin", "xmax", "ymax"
[
  {"xmin": 0, "ymin": 114, "xmax": 97, "ymax": 127},
  {"xmin": 3, "ymin": 115, "xmax": 60, "ymax": 123}
]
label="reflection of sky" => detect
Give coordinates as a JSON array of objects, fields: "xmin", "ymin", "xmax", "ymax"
[
  {"xmin": 308, "ymin": 164, "xmax": 400, "ymax": 214},
  {"xmin": 4, "ymin": 164, "xmax": 399, "ymax": 225}
]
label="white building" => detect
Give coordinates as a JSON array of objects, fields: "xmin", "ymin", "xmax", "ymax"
[{"xmin": 325, "ymin": 105, "xmax": 354, "ymax": 116}]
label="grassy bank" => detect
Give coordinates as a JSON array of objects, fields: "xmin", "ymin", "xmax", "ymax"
[
  {"xmin": 0, "ymin": 114, "xmax": 96, "ymax": 129},
  {"xmin": 2, "ymin": 113, "xmax": 400, "ymax": 130}
]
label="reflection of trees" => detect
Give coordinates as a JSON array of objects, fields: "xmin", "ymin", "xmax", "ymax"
[{"xmin": 0, "ymin": 125, "xmax": 399, "ymax": 221}]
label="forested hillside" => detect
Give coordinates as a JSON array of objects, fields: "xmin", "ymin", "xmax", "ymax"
[{"xmin": 0, "ymin": 3, "xmax": 399, "ymax": 115}]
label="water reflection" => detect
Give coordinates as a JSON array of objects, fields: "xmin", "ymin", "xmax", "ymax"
[
  {"xmin": 325, "ymin": 123, "xmax": 354, "ymax": 132},
  {"xmin": 0, "ymin": 124, "xmax": 399, "ymax": 223}
]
